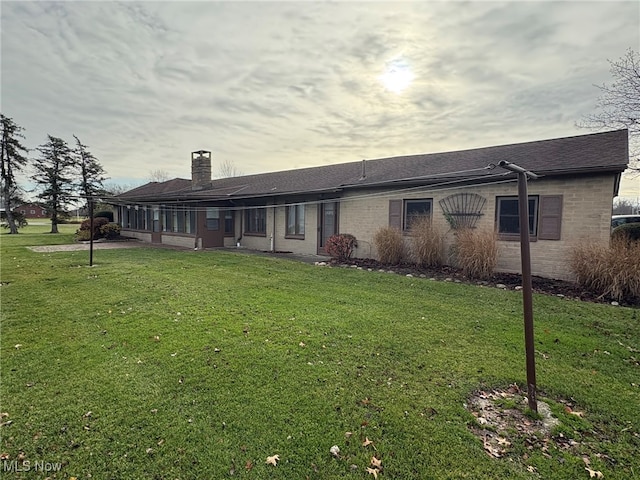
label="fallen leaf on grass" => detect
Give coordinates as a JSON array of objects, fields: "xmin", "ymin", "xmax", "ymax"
[
  {"xmin": 362, "ymin": 437, "xmax": 374, "ymax": 447},
  {"xmin": 366, "ymin": 467, "xmax": 379, "ymax": 478},
  {"xmin": 497, "ymin": 437, "xmax": 511, "ymax": 447},
  {"xmin": 266, "ymin": 454, "xmax": 279, "ymax": 466},
  {"xmin": 370, "ymin": 456, "xmax": 382, "ymax": 468},
  {"xmin": 245, "ymin": 460, "xmax": 253, "ymax": 470},
  {"xmin": 586, "ymin": 467, "xmax": 604, "ymax": 478}
]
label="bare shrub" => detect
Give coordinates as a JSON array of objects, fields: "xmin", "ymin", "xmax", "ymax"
[
  {"xmin": 570, "ymin": 237, "xmax": 640, "ymax": 302},
  {"xmin": 373, "ymin": 226, "xmax": 405, "ymax": 265},
  {"xmin": 454, "ymin": 228, "xmax": 498, "ymax": 279},
  {"xmin": 409, "ymin": 217, "xmax": 443, "ymax": 267}
]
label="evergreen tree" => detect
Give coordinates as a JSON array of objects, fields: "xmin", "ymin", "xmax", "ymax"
[
  {"xmin": 31, "ymin": 135, "xmax": 76, "ymax": 233},
  {"xmin": 73, "ymin": 135, "xmax": 108, "ymax": 210},
  {"xmin": 0, "ymin": 114, "xmax": 29, "ymax": 234}
]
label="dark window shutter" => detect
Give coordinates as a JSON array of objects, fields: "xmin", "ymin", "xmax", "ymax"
[
  {"xmin": 538, "ymin": 195, "xmax": 563, "ymax": 240},
  {"xmin": 389, "ymin": 200, "xmax": 402, "ymax": 230}
]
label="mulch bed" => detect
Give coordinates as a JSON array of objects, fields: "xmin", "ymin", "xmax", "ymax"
[{"xmin": 329, "ymin": 258, "xmax": 639, "ymax": 307}]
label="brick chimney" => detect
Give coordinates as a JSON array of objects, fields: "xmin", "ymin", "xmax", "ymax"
[{"xmin": 191, "ymin": 150, "xmax": 212, "ymax": 190}]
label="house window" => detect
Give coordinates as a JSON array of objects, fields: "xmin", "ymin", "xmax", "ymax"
[
  {"xmin": 404, "ymin": 199, "xmax": 432, "ymax": 230},
  {"xmin": 224, "ymin": 210, "xmax": 234, "ymax": 236},
  {"xmin": 245, "ymin": 207, "xmax": 266, "ymax": 235},
  {"xmin": 30, "ymin": 209, "xmax": 36, "ymax": 215},
  {"xmin": 286, "ymin": 205, "xmax": 305, "ymax": 238},
  {"xmin": 184, "ymin": 210, "xmax": 196, "ymax": 233},
  {"xmin": 172, "ymin": 208, "xmax": 179, "ymax": 232},
  {"xmin": 206, "ymin": 207, "xmax": 220, "ymax": 230},
  {"xmin": 496, "ymin": 196, "xmax": 538, "ymax": 237}
]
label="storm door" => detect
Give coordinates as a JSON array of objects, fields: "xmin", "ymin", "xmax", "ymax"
[{"xmin": 317, "ymin": 202, "xmax": 339, "ymax": 254}]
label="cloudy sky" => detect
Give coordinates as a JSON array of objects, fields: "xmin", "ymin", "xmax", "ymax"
[{"xmin": 2, "ymin": 1, "xmax": 639, "ymax": 196}]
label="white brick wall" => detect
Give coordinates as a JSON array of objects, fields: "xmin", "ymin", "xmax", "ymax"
[{"xmin": 340, "ymin": 174, "xmax": 617, "ymax": 281}]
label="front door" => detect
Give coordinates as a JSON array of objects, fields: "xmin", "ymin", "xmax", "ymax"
[
  {"xmin": 198, "ymin": 207, "xmax": 225, "ymax": 248},
  {"xmin": 317, "ymin": 202, "xmax": 338, "ymax": 254},
  {"xmin": 151, "ymin": 206, "xmax": 161, "ymax": 243}
]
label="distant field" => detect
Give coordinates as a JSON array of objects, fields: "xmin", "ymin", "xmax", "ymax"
[{"xmin": 1, "ymin": 226, "xmax": 638, "ymax": 479}]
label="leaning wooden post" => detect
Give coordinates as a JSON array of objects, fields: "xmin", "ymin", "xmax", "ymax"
[
  {"xmin": 89, "ymin": 198, "xmax": 94, "ymax": 267},
  {"xmin": 498, "ymin": 161, "xmax": 539, "ymax": 413}
]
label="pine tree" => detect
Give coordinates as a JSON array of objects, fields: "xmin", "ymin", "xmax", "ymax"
[
  {"xmin": 0, "ymin": 114, "xmax": 29, "ymax": 234},
  {"xmin": 73, "ymin": 135, "xmax": 108, "ymax": 211},
  {"xmin": 31, "ymin": 135, "xmax": 76, "ymax": 233}
]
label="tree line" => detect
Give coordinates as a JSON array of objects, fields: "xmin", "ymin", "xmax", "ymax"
[{"xmin": 1, "ymin": 114, "xmax": 107, "ymax": 234}]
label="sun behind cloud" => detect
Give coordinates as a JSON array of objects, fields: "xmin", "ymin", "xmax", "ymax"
[{"xmin": 379, "ymin": 57, "xmax": 415, "ymax": 94}]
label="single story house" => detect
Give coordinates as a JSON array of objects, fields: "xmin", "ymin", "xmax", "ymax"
[{"xmin": 112, "ymin": 129, "xmax": 628, "ymax": 281}]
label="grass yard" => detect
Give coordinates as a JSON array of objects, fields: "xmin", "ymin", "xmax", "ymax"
[{"xmin": 1, "ymin": 226, "xmax": 639, "ymax": 479}]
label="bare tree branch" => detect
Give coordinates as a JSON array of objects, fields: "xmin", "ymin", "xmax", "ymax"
[{"xmin": 577, "ymin": 48, "xmax": 640, "ymax": 172}]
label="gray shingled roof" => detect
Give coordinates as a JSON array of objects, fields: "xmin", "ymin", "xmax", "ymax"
[{"xmin": 118, "ymin": 129, "xmax": 628, "ymax": 202}]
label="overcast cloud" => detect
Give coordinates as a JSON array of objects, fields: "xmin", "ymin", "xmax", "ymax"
[{"xmin": 2, "ymin": 1, "xmax": 639, "ymax": 196}]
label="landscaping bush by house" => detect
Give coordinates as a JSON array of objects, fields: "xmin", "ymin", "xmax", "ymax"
[
  {"xmin": 452, "ymin": 228, "xmax": 498, "ymax": 279},
  {"xmin": 324, "ymin": 233, "xmax": 357, "ymax": 262},
  {"xmin": 408, "ymin": 217, "xmax": 444, "ymax": 267},
  {"xmin": 373, "ymin": 226, "xmax": 405, "ymax": 264},
  {"xmin": 99, "ymin": 222, "xmax": 122, "ymax": 239},
  {"xmin": 74, "ymin": 216, "xmax": 112, "ymax": 241},
  {"xmin": 570, "ymin": 236, "xmax": 640, "ymax": 302}
]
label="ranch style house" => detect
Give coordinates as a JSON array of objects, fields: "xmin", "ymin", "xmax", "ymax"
[{"xmin": 112, "ymin": 129, "xmax": 629, "ymax": 281}]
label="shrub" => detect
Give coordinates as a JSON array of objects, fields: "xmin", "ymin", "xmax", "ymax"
[
  {"xmin": 373, "ymin": 226, "xmax": 405, "ymax": 265},
  {"xmin": 75, "ymin": 229, "xmax": 92, "ymax": 241},
  {"xmin": 453, "ymin": 228, "xmax": 498, "ymax": 279},
  {"xmin": 612, "ymin": 222, "xmax": 640, "ymax": 242},
  {"xmin": 570, "ymin": 237, "xmax": 640, "ymax": 302},
  {"xmin": 100, "ymin": 222, "xmax": 122, "ymax": 239},
  {"xmin": 75, "ymin": 216, "xmax": 110, "ymax": 241},
  {"xmin": 325, "ymin": 233, "xmax": 357, "ymax": 262},
  {"xmin": 409, "ymin": 217, "xmax": 443, "ymax": 267},
  {"xmin": 1, "ymin": 211, "xmax": 28, "ymax": 230}
]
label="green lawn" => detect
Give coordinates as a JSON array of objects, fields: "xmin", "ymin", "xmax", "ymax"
[{"xmin": 1, "ymin": 226, "xmax": 639, "ymax": 479}]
